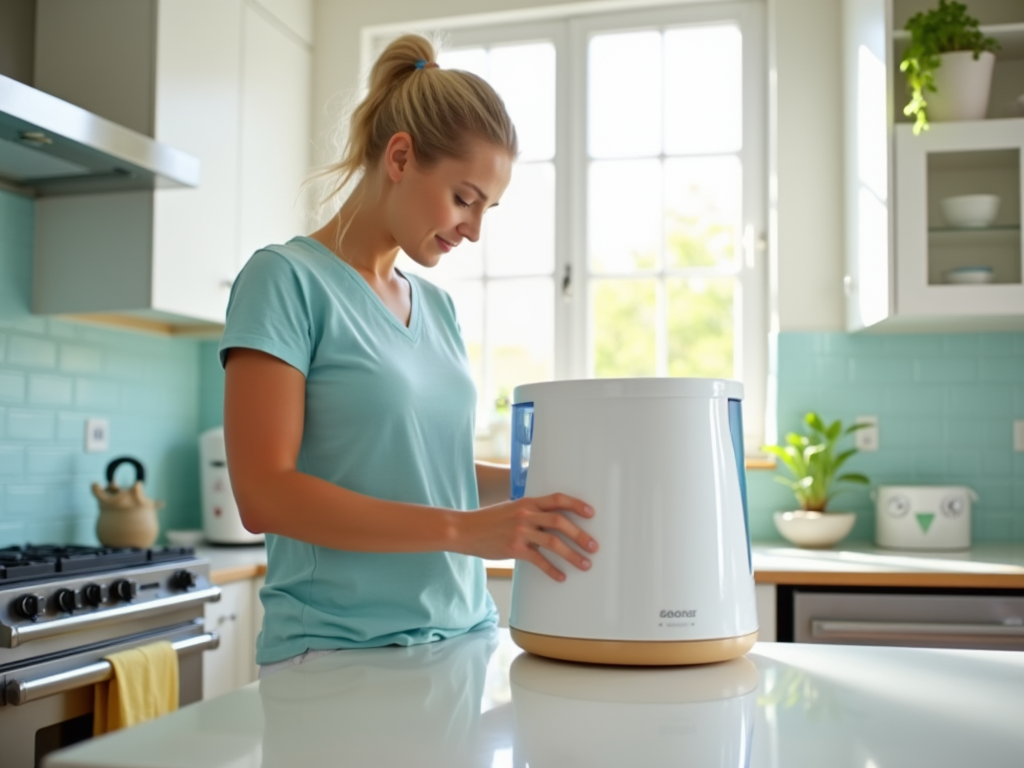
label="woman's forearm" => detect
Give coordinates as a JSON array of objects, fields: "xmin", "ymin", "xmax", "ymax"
[
  {"xmin": 475, "ymin": 461, "xmax": 511, "ymax": 507},
  {"xmin": 235, "ymin": 469, "xmax": 461, "ymax": 553}
]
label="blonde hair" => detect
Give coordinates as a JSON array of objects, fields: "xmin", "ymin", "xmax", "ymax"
[{"xmin": 318, "ymin": 34, "xmax": 518, "ymax": 209}]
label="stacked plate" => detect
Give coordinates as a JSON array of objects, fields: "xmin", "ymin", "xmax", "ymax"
[{"xmin": 944, "ymin": 266, "xmax": 994, "ymax": 284}]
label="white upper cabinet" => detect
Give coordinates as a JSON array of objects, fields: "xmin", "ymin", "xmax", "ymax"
[
  {"xmin": 843, "ymin": 0, "xmax": 1024, "ymax": 332},
  {"xmin": 32, "ymin": 0, "xmax": 312, "ymax": 332}
]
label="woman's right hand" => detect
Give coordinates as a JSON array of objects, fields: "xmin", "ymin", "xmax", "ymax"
[{"xmin": 455, "ymin": 494, "xmax": 598, "ymax": 582}]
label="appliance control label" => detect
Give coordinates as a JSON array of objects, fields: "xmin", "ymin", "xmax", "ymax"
[{"xmin": 659, "ymin": 609, "xmax": 697, "ymax": 627}]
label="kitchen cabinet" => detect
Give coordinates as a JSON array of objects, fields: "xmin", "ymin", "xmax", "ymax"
[
  {"xmin": 31, "ymin": 0, "xmax": 311, "ymax": 334},
  {"xmin": 842, "ymin": 0, "xmax": 1024, "ymax": 332},
  {"xmin": 203, "ymin": 578, "xmax": 257, "ymax": 700}
]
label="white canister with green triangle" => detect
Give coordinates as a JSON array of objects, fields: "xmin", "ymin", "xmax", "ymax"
[{"xmin": 874, "ymin": 486, "xmax": 976, "ymax": 550}]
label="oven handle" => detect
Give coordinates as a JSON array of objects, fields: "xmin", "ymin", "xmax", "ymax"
[
  {"xmin": 3, "ymin": 587, "xmax": 222, "ymax": 648},
  {"xmin": 5, "ymin": 631, "xmax": 220, "ymax": 706},
  {"xmin": 811, "ymin": 619, "xmax": 1024, "ymax": 642}
]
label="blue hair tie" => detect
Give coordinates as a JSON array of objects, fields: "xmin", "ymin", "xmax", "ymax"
[{"xmin": 415, "ymin": 59, "xmax": 427, "ymax": 69}]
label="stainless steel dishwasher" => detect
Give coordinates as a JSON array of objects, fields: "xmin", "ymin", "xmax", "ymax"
[{"xmin": 788, "ymin": 588, "xmax": 1024, "ymax": 651}]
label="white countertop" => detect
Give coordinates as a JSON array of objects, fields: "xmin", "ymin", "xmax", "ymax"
[{"xmin": 44, "ymin": 629, "xmax": 1024, "ymax": 768}]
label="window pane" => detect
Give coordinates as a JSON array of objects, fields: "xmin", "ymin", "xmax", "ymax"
[
  {"xmin": 664, "ymin": 25, "xmax": 742, "ymax": 155},
  {"xmin": 591, "ymin": 279, "xmax": 657, "ymax": 377},
  {"xmin": 588, "ymin": 31, "xmax": 662, "ymax": 158},
  {"xmin": 444, "ymin": 280, "xmax": 484, "ymax": 398},
  {"xmin": 664, "ymin": 156, "xmax": 741, "ymax": 268},
  {"xmin": 667, "ymin": 277, "xmax": 734, "ymax": 378},
  {"xmin": 486, "ymin": 278, "xmax": 555, "ymax": 411},
  {"xmin": 589, "ymin": 160, "xmax": 661, "ymax": 273},
  {"xmin": 489, "ymin": 43, "xmax": 555, "ymax": 162},
  {"xmin": 439, "ymin": 47, "xmax": 488, "ymax": 78},
  {"xmin": 487, "ymin": 162, "xmax": 554, "ymax": 276}
]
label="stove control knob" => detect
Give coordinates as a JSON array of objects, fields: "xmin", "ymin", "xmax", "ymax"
[
  {"xmin": 82, "ymin": 583, "xmax": 105, "ymax": 607},
  {"xmin": 111, "ymin": 579, "xmax": 138, "ymax": 602},
  {"xmin": 171, "ymin": 570, "xmax": 197, "ymax": 591},
  {"xmin": 54, "ymin": 588, "xmax": 78, "ymax": 613},
  {"xmin": 14, "ymin": 593, "xmax": 46, "ymax": 621}
]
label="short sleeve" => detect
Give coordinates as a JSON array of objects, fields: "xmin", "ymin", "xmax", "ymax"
[{"xmin": 219, "ymin": 249, "xmax": 313, "ymax": 376}]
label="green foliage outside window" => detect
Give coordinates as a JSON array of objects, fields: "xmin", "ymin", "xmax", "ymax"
[{"xmin": 593, "ymin": 215, "xmax": 734, "ymax": 379}]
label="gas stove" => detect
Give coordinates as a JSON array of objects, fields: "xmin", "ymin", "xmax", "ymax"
[
  {"xmin": 0, "ymin": 543, "xmax": 212, "ymax": 648},
  {"xmin": 0, "ymin": 544, "xmax": 196, "ymax": 585},
  {"xmin": 0, "ymin": 543, "xmax": 221, "ymax": 767}
]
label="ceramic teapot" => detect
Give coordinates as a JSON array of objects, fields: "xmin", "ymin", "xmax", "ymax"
[{"xmin": 92, "ymin": 457, "xmax": 164, "ymax": 548}]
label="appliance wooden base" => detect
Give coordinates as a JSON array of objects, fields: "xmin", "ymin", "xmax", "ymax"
[{"xmin": 510, "ymin": 628, "xmax": 759, "ymax": 666}]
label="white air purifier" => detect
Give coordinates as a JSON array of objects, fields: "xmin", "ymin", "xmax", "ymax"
[
  {"xmin": 508, "ymin": 378, "xmax": 758, "ymax": 666},
  {"xmin": 200, "ymin": 427, "xmax": 264, "ymax": 545}
]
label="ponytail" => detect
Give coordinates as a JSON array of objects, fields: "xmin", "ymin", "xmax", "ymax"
[{"xmin": 316, "ymin": 34, "xmax": 518, "ymax": 209}]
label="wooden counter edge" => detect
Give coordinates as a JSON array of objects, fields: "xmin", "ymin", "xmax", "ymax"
[
  {"xmin": 211, "ymin": 563, "xmax": 268, "ymax": 585},
  {"xmin": 485, "ymin": 567, "xmax": 1024, "ymax": 588},
  {"xmin": 753, "ymin": 570, "xmax": 1024, "ymax": 589}
]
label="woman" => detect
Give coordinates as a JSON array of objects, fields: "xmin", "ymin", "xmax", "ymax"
[{"xmin": 220, "ymin": 34, "xmax": 598, "ymax": 676}]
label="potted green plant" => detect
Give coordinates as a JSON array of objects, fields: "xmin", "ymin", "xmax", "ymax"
[
  {"xmin": 763, "ymin": 412, "xmax": 870, "ymax": 548},
  {"xmin": 900, "ymin": 0, "xmax": 1000, "ymax": 134}
]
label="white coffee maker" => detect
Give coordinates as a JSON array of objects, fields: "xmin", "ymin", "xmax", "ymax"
[
  {"xmin": 199, "ymin": 427, "xmax": 264, "ymax": 545},
  {"xmin": 508, "ymin": 378, "xmax": 758, "ymax": 665}
]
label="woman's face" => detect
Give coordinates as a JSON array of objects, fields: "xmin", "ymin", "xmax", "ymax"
[{"xmin": 384, "ymin": 135, "xmax": 513, "ymax": 268}]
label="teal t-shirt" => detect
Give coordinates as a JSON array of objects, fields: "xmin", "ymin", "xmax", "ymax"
[{"xmin": 219, "ymin": 236, "xmax": 497, "ymax": 664}]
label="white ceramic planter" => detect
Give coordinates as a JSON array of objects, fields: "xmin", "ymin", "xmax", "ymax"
[
  {"xmin": 928, "ymin": 50, "xmax": 996, "ymax": 122},
  {"xmin": 773, "ymin": 510, "xmax": 856, "ymax": 549}
]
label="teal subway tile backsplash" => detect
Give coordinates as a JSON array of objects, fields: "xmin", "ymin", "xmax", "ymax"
[
  {"xmin": 7, "ymin": 335, "xmax": 57, "ymax": 368},
  {"xmin": 0, "ymin": 372, "xmax": 24, "ymax": 402},
  {"xmin": 28, "ymin": 374, "xmax": 74, "ymax": 405},
  {"xmin": 914, "ymin": 358, "xmax": 977, "ymax": 383},
  {"xmin": 762, "ymin": 331, "xmax": 1024, "ymax": 544},
  {"xmin": 8, "ymin": 409, "xmax": 56, "ymax": 441},
  {"xmin": 0, "ymin": 446, "xmax": 23, "ymax": 476},
  {"xmin": 59, "ymin": 344, "xmax": 103, "ymax": 373}
]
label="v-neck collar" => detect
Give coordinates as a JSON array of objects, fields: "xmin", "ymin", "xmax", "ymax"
[{"xmin": 297, "ymin": 236, "xmax": 422, "ymax": 342}]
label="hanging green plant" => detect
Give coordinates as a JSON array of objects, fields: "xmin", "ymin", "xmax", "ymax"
[{"xmin": 900, "ymin": 0, "xmax": 999, "ymax": 134}]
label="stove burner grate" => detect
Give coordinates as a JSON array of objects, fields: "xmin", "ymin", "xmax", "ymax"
[{"xmin": 0, "ymin": 544, "xmax": 196, "ymax": 584}]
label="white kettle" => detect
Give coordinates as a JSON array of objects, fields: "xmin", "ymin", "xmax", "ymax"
[
  {"xmin": 508, "ymin": 378, "xmax": 757, "ymax": 665},
  {"xmin": 199, "ymin": 427, "xmax": 264, "ymax": 545}
]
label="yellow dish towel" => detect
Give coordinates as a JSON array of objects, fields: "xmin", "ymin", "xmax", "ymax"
[{"xmin": 93, "ymin": 640, "xmax": 179, "ymax": 735}]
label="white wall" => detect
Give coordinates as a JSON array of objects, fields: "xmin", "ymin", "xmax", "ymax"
[{"xmin": 311, "ymin": 0, "xmax": 848, "ymax": 332}]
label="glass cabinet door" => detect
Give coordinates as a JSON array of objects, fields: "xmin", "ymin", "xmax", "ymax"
[{"xmin": 895, "ymin": 119, "xmax": 1024, "ymax": 319}]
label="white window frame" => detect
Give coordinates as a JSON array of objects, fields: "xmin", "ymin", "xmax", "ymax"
[{"xmin": 364, "ymin": 0, "xmax": 768, "ymax": 453}]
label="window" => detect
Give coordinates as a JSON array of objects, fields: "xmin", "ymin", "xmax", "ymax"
[{"xmin": 370, "ymin": 1, "xmax": 767, "ymax": 455}]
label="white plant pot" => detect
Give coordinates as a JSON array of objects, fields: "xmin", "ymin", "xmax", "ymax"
[
  {"xmin": 928, "ymin": 50, "xmax": 996, "ymax": 122},
  {"xmin": 773, "ymin": 510, "xmax": 856, "ymax": 549}
]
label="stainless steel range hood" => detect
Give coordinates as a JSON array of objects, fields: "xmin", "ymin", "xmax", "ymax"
[{"xmin": 0, "ymin": 74, "xmax": 200, "ymax": 196}]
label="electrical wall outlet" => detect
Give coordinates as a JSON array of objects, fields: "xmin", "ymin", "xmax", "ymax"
[
  {"xmin": 1015, "ymin": 420, "xmax": 1024, "ymax": 452},
  {"xmin": 854, "ymin": 415, "xmax": 879, "ymax": 451},
  {"xmin": 85, "ymin": 418, "xmax": 110, "ymax": 453}
]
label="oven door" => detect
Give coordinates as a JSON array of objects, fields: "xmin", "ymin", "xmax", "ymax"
[{"xmin": 0, "ymin": 619, "xmax": 218, "ymax": 768}]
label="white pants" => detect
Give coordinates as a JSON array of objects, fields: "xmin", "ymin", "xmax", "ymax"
[{"xmin": 258, "ymin": 648, "xmax": 341, "ymax": 679}]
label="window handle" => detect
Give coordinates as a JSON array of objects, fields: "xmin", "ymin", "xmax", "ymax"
[{"xmin": 561, "ymin": 264, "xmax": 573, "ymax": 300}]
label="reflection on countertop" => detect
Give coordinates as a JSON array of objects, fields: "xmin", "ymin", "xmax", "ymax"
[{"xmin": 44, "ymin": 628, "xmax": 1024, "ymax": 768}]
